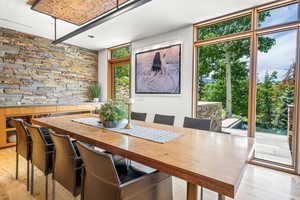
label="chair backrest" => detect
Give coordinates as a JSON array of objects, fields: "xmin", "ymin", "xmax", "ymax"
[
  {"xmin": 12, "ymin": 119, "xmax": 31, "ymax": 160},
  {"xmin": 49, "ymin": 131, "xmax": 81, "ymax": 196},
  {"xmin": 131, "ymin": 112, "xmax": 147, "ymax": 122},
  {"xmin": 25, "ymin": 123, "xmax": 52, "ymax": 174},
  {"xmin": 183, "ymin": 117, "xmax": 211, "ymax": 131},
  {"xmin": 153, "ymin": 114, "xmax": 175, "ymax": 126},
  {"xmin": 77, "ymin": 142, "xmax": 121, "ymax": 200}
]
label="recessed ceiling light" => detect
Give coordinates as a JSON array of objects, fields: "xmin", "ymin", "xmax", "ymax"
[{"xmin": 88, "ymin": 35, "xmax": 95, "ymax": 38}]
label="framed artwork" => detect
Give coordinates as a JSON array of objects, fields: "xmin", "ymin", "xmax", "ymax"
[{"xmin": 135, "ymin": 44, "xmax": 181, "ymax": 94}]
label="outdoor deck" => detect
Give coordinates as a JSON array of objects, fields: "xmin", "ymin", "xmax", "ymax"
[{"xmin": 223, "ymin": 128, "xmax": 292, "ymax": 165}]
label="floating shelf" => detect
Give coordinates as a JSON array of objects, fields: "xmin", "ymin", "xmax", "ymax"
[
  {"xmin": 1, "ymin": 142, "xmax": 16, "ymax": 148},
  {"xmin": 5, "ymin": 128, "xmax": 16, "ymax": 132}
]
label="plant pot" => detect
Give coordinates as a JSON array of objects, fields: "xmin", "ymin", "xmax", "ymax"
[
  {"xmin": 102, "ymin": 121, "xmax": 119, "ymax": 128},
  {"xmin": 93, "ymin": 98, "xmax": 99, "ymax": 102}
]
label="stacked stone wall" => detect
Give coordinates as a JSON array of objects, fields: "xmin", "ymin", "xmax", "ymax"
[{"xmin": 0, "ymin": 27, "xmax": 98, "ymax": 104}]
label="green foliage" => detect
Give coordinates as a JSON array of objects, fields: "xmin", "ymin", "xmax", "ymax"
[
  {"xmin": 256, "ymin": 72, "xmax": 277, "ymax": 128},
  {"xmin": 198, "ymin": 15, "xmax": 251, "ymax": 40},
  {"xmin": 255, "ymin": 72, "xmax": 295, "ymax": 133},
  {"xmin": 99, "ymin": 100, "xmax": 127, "ymax": 123},
  {"xmin": 197, "ymin": 9, "xmax": 296, "ymax": 135},
  {"xmin": 111, "ymin": 46, "xmax": 131, "ymax": 59},
  {"xmin": 198, "ymin": 11, "xmax": 275, "ymax": 119},
  {"xmin": 198, "ymin": 39, "xmax": 252, "ymax": 118},
  {"xmin": 88, "ymin": 84, "xmax": 101, "ymax": 99},
  {"xmin": 274, "ymin": 86, "xmax": 295, "ymax": 129},
  {"xmin": 114, "ymin": 65, "xmax": 130, "ymax": 99}
]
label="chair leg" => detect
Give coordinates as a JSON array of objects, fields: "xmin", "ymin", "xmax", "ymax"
[
  {"xmin": 26, "ymin": 159, "xmax": 30, "ymax": 191},
  {"xmin": 31, "ymin": 163, "xmax": 34, "ymax": 195},
  {"xmin": 16, "ymin": 153, "xmax": 19, "ymax": 180},
  {"xmin": 52, "ymin": 178, "xmax": 55, "ymax": 200},
  {"xmin": 45, "ymin": 174, "xmax": 48, "ymax": 200}
]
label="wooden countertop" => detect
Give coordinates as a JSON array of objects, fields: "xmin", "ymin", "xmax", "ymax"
[{"xmin": 0, "ymin": 102, "xmax": 102, "ymax": 108}]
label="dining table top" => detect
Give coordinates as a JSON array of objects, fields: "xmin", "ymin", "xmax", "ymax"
[{"xmin": 31, "ymin": 114, "xmax": 255, "ymax": 198}]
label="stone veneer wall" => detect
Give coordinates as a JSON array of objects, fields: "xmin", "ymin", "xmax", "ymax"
[
  {"xmin": 0, "ymin": 27, "xmax": 98, "ymax": 105},
  {"xmin": 197, "ymin": 101, "xmax": 222, "ymax": 132}
]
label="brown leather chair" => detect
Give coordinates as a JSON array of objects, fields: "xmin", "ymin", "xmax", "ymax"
[
  {"xmin": 77, "ymin": 142, "xmax": 173, "ymax": 200},
  {"xmin": 183, "ymin": 117, "xmax": 211, "ymax": 131},
  {"xmin": 154, "ymin": 114, "xmax": 175, "ymax": 126},
  {"xmin": 13, "ymin": 119, "xmax": 32, "ymax": 191},
  {"xmin": 25, "ymin": 123, "xmax": 54, "ymax": 200},
  {"xmin": 49, "ymin": 131, "xmax": 83, "ymax": 200},
  {"xmin": 131, "ymin": 112, "xmax": 147, "ymax": 121}
]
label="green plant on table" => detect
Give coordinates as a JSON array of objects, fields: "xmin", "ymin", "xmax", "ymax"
[{"xmin": 99, "ymin": 100, "xmax": 127, "ymax": 124}]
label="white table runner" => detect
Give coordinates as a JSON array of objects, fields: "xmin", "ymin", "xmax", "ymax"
[{"xmin": 72, "ymin": 117, "xmax": 183, "ymax": 144}]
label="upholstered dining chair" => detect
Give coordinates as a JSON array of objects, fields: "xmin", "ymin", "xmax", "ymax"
[
  {"xmin": 77, "ymin": 142, "xmax": 173, "ymax": 200},
  {"xmin": 153, "ymin": 114, "xmax": 175, "ymax": 126},
  {"xmin": 13, "ymin": 119, "xmax": 32, "ymax": 192},
  {"xmin": 25, "ymin": 123, "xmax": 54, "ymax": 200},
  {"xmin": 49, "ymin": 131, "xmax": 83, "ymax": 200},
  {"xmin": 131, "ymin": 112, "xmax": 147, "ymax": 121},
  {"xmin": 183, "ymin": 117, "xmax": 211, "ymax": 131}
]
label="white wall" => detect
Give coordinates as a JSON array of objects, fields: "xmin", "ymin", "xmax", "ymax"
[
  {"xmin": 131, "ymin": 26, "xmax": 193, "ymax": 126},
  {"xmin": 98, "ymin": 25, "xmax": 193, "ymax": 126},
  {"xmin": 98, "ymin": 49, "xmax": 108, "ymax": 101}
]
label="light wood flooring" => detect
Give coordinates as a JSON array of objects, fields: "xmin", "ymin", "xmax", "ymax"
[{"xmin": 1, "ymin": 147, "xmax": 300, "ymax": 200}]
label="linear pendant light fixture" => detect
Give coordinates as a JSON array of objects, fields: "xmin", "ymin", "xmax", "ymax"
[{"xmin": 51, "ymin": 0, "xmax": 151, "ymax": 44}]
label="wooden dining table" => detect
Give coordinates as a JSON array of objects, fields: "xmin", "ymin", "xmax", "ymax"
[{"xmin": 32, "ymin": 114, "xmax": 254, "ymax": 200}]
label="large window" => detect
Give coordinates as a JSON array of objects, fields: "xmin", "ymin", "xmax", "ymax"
[
  {"xmin": 108, "ymin": 44, "xmax": 131, "ymax": 100},
  {"xmin": 194, "ymin": 0, "xmax": 300, "ymax": 169},
  {"xmin": 113, "ymin": 64, "xmax": 130, "ymax": 99},
  {"xmin": 197, "ymin": 39, "xmax": 250, "ymax": 133},
  {"xmin": 198, "ymin": 15, "xmax": 251, "ymax": 40},
  {"xmin": 258, "ymin": 3, "xmax": 298, "ymax": 28}
]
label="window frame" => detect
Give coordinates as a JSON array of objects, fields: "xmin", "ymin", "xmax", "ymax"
[
  {"xmin": 109, "ymin": 43, "xmax": 132, "ymax": 59},
  {"xmin": 197, "ymin": 14, "xmax": 252, "ymax": 41},
  {"xmin": 257, "ymin": 2, "xmax": 299, "ymax": 29},
  {"xmin": 107, "ymin": 43, "xmax": 132, "ymax": 100},
  {"xmin": 193, "ymin": 0, "xmax": 300, "ymax": 172}
]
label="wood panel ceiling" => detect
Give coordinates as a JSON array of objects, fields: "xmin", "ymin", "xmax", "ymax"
[{"xmin": 28, "ymin": 0, "xmax": 130, "ymax": 25}]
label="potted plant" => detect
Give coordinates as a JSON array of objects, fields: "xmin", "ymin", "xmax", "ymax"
[
  {"xmin": 98, "ymin": 100, "xmax": 127, "ymax": 128},
  {"xmin": 88, "ymin": 83, "xmax": 101, "ymax": 102}
]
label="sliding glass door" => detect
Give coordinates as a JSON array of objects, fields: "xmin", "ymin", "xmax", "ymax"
[{"xmin": 255, "ymin": 29, "xmax": 298, "ymax": 166}]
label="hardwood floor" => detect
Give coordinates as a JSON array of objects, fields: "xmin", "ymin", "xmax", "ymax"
[{"xmin": 1, "ymin": 147, "xmax": 300, "ymax": 200}]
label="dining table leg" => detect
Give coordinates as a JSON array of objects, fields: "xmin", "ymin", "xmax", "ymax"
[
  {"xmin": 187, "ymin": 182, "xmax": 198, "ymax": 200},
  {"xmin": 218, "ymin": 193, "xmax": 225, "ymax": 200}
]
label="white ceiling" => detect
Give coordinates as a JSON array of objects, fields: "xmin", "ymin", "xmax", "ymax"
[{"xmin": 0, "ymin": 0, "xmax": 274, "ymax": 50}]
